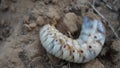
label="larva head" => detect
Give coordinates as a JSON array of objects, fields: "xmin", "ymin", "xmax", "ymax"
[
  {"xmin": 81, "ymin": 16, "xmax": 98, "ymax": 35},
  {"xmin": 83, "ymin": 16, "xmax": 105, "ymax": 34},
  {"xmin": 82, "ymin": 16, "xmax": 105, "ymax": 40},
  {"xmin": 79, "ymin": 16, "xmax": 98, "ymax": 41},
  {"xmin": 82, "ymin": 16, "xmax": 94, "ymax": 29}
]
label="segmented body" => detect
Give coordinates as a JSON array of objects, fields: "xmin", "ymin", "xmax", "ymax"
[{"xmin": 39, "ymin": 16, "xmax": 106, "ymax": 63}]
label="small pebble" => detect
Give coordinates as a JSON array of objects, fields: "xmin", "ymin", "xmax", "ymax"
[
  {"xmin": 84, "ymin": 59, "xmax": 104, "ymax": 68},
  {"xmin": 0, "ymin": 19, "xmax": 5, "ymax": 25},
  {"xmin": 111, "ymin": 40, "xmax": 120, "ymax": 52},
  {"xmin": 24, "ymin": 24, "xmax": 32, "ymax": 31},
  {"xmin": 47, "ymin": 7, "xmax": 60, "ymax": 20},
  {"xmin": 24, "ymin": 16, "xmax": 30, "ymax": 24},
  {"xmin": 37, "ymin": 16, "xmax": 45, "ymax": 26},
  {"xmin": 29, "ymin": 23, "xmax": 37, "ymax": 28}
]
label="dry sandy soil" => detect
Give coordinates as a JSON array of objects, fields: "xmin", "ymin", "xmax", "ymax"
[{"xmin": 0, "ymin": 0, "xmax": 120, "ymax": 68}]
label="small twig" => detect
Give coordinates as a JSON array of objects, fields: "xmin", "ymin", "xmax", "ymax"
[
  {"xmin": 101, "ymin": 0, "xmax": 117, "ymax": 12},
  {"xmin": 88, "ymin": 2, "xmax": 120, "ymax": 39},
  {"xmin": 106, "ymin": 4, "xmax": 113, "ymax": 10}
]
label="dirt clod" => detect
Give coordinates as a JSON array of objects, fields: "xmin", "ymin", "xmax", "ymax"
[
  {"xmin": 84, "ymin": 59, "xmax": 104, "ymax": 68},
  {"xmin": 29, "ymin": 23, "xmax": 37, "ymax": 28},
  {"xmin": 63, "ymin": 12, "xmax": 78, "ymax": 33},
  {"xmin": 37, "ymin": 16, "xmax": 45, "ymax": 26},
  {"xmin": 46, "ymin": 7, "xmax": 60, "ymax": 20}
]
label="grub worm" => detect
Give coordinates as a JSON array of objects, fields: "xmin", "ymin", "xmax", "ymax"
[{"xmin": 39, "ymin": 16, "xmax": 106, "ymax": 63}]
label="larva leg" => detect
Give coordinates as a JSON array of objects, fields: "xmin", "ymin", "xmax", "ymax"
[
  {"xmin": 46, "ymin": 43, "xmax": 54, "ymax": 52},
  {"xmin": 77, "ymin": 54, "xmax": 84, "ymax": 63},
  {"xmin": 51, "ymin": 43, "xmax": 61, "ymax": 54},
  {"xmin": 50, "ymin": 38, "xmax": 61, "ymax": 54},
  {"xmin": 62, "ymin": 45, "xmax": 70, "ymax": 59},
  {"xmin": 72, "ymin": 50, "xmax": 80, "ymax": 62},
  {"xmin": 39, "ymin": 16, "xmax": 106, "ymax": 63},
  {"xmin": 40, "ymin": 30, "xmax": 49, "ymax": 42},
  {"xmin": 88, "ymin": 49, "xmax": 96, "ymax": 59},
  {"xmin": 54, "ymin": 47, "xmax": 63, "ymax": 58}
]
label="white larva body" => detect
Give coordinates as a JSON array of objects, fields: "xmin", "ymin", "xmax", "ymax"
[{"xmin": 39, "ymin": 16, "xmax": 106, "ymax": 63}]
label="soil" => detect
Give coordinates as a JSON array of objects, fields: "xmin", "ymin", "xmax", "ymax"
[{"xmin": 0, "ymin": 0, "xmax": 120, "ymax": 68}]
